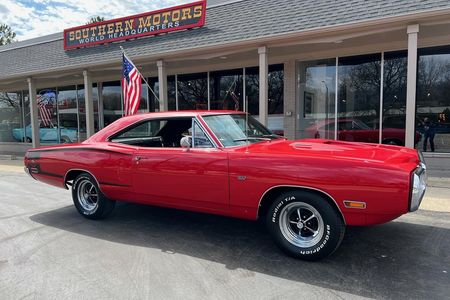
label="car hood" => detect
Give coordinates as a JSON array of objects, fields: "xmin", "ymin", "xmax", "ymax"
[{"xmin": 239, "ymin": 138, "xmax": 420, "ymax": 168}]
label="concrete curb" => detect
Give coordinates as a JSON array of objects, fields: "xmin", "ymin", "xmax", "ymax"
[{"xmin": 0, "ymin": 155, "xmax": 23, "ymax": 161}]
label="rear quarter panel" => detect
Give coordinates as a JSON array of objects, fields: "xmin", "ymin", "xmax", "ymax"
[{"xmin": 25, "ymin": 143, "xmax": 135, "ymax": 200}]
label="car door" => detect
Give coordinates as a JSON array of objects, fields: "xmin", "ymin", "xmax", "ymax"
[{"xmin": 131, "ymin": 118, "xmax": 229, "ymax": 211}]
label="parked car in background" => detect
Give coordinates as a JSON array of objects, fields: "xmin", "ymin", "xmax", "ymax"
[
  {"xmin": 13, "ymin": 124, "xmax": 78, "ymax": 143},
  {"xmin": 24, "ymin": 111, "xmax": 427, "ymax": 261},
  {"xmin": 306, "ymin": 118, "xmax": 420, "ymax": 146}
]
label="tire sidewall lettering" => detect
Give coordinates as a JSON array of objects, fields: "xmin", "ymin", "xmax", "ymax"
[
  {"xmin": 271, "ymin": 196, "xmax": 296, "ymax": 223},
  {"xmin": 299, "ymin": 224, "xmax": 331, "ymax": 255}
]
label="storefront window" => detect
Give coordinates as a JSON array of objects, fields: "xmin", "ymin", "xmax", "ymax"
[
  {"xmin": 147, "ymin": 77, "xmax": 160, "ymax": 112},
  {"xmin": 37, "ymin": 88, "xmax": 58, "ymax": 144},
  {"xmin": 245, "ymin": 67, "xmax": 259, "ymax": 116},
  {"xmin": 416, "ymin": 46, "xmax": 450, "ymax": 153},
  {"xmin": 168, "ymin": 75, "xmax": 176, "ymax": 111},
  {"xmin": 297, "ymin": 58, "xmax": 337, "ymax": 139},
  {"xmin": 22, "ymin": 91, "xmax": 30, "ymax": 143},
  {"xmin": 210, "ymin": 69, "xmax": 243, "ymax": 111},
  {"xmin": 77, "ymin": 84, "xmax": 99, "ymax": 141},
  {"xmin": 0, "ymin": 92, "xmax": 23, "ymax": 142},
  {"xmin": 244, "ymin": 65, "xmax": 284, "ymax": 133},
  {"xmin": 338, "ymin": 54, "xmax": 381, "ymax": 144},
  {"xmin": 177, "ymin": 72, "xmax": 208, "ymax": 110},
  {"xmin": 102, "ymin": 81, "xmax": 122, "ymax": 127},
  {"xmin": 382, "ymin": 51, "xmax": 408, "ymax": 146},
  {"xmin": 57, "ymin": 86, "xmax": 78, "ymax": 143},
  {"xmin": 137, "ymin": 79, "xmax": 149, "ymax": 114},
  {"xmin": 268, "ymin": 64, "xmax": 284, "ymax": 115}
]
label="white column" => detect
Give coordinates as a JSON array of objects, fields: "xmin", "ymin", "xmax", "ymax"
[
  {"xmin": 283, "ymin": 60, "xmax": 296, "ymax": 139},
  {"xmin": 98, "ymin": 82, "xmax": 104, "ymax": 129},
  {"xmin": 157, "ymin": 60, "xmax": 168, "ymax": 111},
  {"xmin": 83, "ymin": 70, "xmax": 95, "ymax": 138},
  {"xmin": 405, "ymin": 24, "xmax": 419, "ymax": 148},
  {"xmin": 258, "ymin": 46, "xmax": 269, "ymax": 126},
  {"xmin": 27, "ymin": 78, "xmax": 40, "ymax": 148}
]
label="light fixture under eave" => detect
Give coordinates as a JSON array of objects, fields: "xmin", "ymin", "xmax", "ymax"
[
  {"xmin": 334, "ymin": 40, "xmax": 343, "ymax": 44},
  {"xmin": 220, "ymin": 56, "xmax": 227, "ymax": 59}
]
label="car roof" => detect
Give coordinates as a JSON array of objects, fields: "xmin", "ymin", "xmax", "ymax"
[
  {"xmin": 86, "ymin": 110, "xmax": 246, "ymax": 143},
  {"xmin": 121, "ymin": 110, "xmax": 244, "ymax": 121}
]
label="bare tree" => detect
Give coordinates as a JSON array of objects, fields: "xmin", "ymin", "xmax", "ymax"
[{"xmin": 86, "ymin": 16, "xmax": 105, "ymax": 24}]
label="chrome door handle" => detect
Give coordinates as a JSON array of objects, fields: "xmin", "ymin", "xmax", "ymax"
[{"xmin": 134, "ymin": 156, "xmax": 141, "ymax": 161}]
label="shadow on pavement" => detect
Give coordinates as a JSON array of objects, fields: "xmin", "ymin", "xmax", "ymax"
[{"xmin": 30, "ymin": 203, "xmax": 450, "ymax": 299}]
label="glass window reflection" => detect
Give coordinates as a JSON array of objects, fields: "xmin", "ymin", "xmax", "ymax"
[
  {"xmin": 210, "ymin": 69, "xmax": 243, "ymax": 111},
  {"xmin": 416, "ymin": 46, "xmax": 450, "ymax": 153},
  {"xmin": 382, "ymin": 51, "xmax": 408, "ymax": 146},
  {"xmin": 0, "ymin": 92, "xmax": 23, "ymax": 143},
  {"xmin": 102, "ymin": 81, "xmax": 122, "ymax": 127},
  {"xmin": 338, "ymin": 54, "xmax": 381, "ymax": 144},
  {"xmin": 298, "ymin": 58, "xmax": 336, "ymax": 139},
  {"xmin": 177, "ymin": 72, "xmax": 208, "ymax": 110},
  {"xmin": 57, "ymin": 86, "xmax": 78, "ymax": 143}
]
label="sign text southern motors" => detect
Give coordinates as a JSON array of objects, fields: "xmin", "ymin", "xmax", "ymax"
[{"xmin": 64, "ymin": 1, "xmax": 206, "ymax": 50}]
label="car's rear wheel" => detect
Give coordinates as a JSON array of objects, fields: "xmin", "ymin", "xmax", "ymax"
[
  {"xmin": 72, "ymin": 173, "xmax": 115, "ymax": 219},
  {"xmin": 266, "ymin": 190, "xmax": 345, "ymax": 261}
]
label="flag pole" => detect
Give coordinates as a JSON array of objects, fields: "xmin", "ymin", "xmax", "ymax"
[{"xmin": 119, "ymin": 46, "xmax": 161, "ymax": 104}]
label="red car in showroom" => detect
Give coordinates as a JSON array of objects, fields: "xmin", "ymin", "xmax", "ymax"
[
  {"xmin": 305, "ymin": 118, "xmax": 421, "ymax": 146},
  {"xmin": 24, "ymin": 111, "xmax": 427, "ymax": 261}
]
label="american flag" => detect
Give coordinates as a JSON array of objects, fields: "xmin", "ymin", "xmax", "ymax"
[
  {"xmin": 122, "ymin": 54, "xmax": 142, "ymax": 116},
  {"xmin": 37, "ymin": 95, "xmax": 53, "ymax": 126}
]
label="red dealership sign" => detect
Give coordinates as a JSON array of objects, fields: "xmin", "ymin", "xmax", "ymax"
[{"xmin": 63, "ymin": 1, "xmax": 206, "ymax": 50}]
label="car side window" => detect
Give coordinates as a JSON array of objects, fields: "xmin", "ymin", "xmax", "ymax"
[
  {"xmin": 110, "ymin": 119, "xmax": 166, "ymax": 147},
  {"xmin": 110, "ymin": 117, "xmax": 213, "ymax": 148},
  {"xmin": 193, "ymin": 122, "xmax": 214, "ymax": 148},
  {"xmin": 116, "ymin": 120, "xmax": 166, "ymax": 139}
]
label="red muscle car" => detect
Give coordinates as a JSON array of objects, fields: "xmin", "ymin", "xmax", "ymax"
[{"xmin": 24, "ymin": 111, "xmax": 427, "ymax": 261}]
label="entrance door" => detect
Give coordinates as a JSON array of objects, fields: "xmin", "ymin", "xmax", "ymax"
[{"xmin": 297, "ymin": 59, "xmax": 337, "ymax": 140}]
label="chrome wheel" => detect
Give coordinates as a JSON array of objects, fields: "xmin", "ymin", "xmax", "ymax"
[
  {"xmin": 77, "ymin": 179, "xmax": 98, "ymax": 213},
  {"xmin": 279, "ymin": 202, "xmax": 324, "ymax": 248}
]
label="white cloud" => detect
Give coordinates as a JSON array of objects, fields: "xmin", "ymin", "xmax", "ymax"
[{"xmin": 0, "ymin": 0, "xmax": 191, "ymax": 41}]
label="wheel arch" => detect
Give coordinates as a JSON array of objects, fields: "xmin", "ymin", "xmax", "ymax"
[
  {"xmin": 64, "ymin": 169, "xmax": 102, "ymax": 192},
  {"xmin": 257, "ymin": 185, "xmax": 346, "ymax": 225}
]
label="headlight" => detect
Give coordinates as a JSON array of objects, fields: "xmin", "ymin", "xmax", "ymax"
[{"xmin": 410, "ymin": 162, "xmax": 427, "ymax": 212}]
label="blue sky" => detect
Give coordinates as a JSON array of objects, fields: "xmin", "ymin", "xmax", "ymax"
[{"xmin": 0, "ymin": 0, "xmax": 191, "ymax": 40}]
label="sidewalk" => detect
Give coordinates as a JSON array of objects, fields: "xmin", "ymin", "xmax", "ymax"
[{"xmin": 0, "ymin": 158, "xmax": 24, "ymax": 173}]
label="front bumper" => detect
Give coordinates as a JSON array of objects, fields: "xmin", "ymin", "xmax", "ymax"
[{"xmin": 409, "ymin": 160, "xmax": 427, "ymax": 212}]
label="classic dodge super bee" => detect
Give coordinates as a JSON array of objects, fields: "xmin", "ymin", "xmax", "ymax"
[{"xmin": 24, "ymin": 111, "xmax": 427, "ymax": 260}]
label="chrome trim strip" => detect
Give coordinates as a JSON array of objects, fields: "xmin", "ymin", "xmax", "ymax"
[
  {"xmin": 257, "ymin": 185, "xmax": 346, "ymax": 225},
  {"xmin": 194, "ymin": 116, "xmax": 219, "ymax": 149}
]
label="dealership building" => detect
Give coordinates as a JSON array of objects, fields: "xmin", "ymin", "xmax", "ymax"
[{"xmin": 1, "ymin": 0, "xmax": 450, "ymax": 156}]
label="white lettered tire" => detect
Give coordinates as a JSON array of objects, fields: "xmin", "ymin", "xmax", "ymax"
[
  {"xmin": 266, "ymin": 190, "xmax": 345, "ymax": 261},
  {"xmin": 72, "ymin": 173, "xmax": 115, "ymax": 220}
]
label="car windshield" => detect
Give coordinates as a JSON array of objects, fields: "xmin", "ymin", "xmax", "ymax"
[{"xmin": 202, "ymin": 114, "xmax": 280, "ymax": 147}]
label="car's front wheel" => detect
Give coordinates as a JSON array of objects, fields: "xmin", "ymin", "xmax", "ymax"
[
  {"xmin": 72, "ymin": 173, "xmax": 115, "ymax": 219},
  {"xmin": 266, "ymin": 190, "xmax": 345, "ymax": 261}
]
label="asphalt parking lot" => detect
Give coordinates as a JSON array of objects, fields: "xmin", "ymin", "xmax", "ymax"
[{"xmin": 1, "ymin": 160, "xmax": 449, "ymax": 299}]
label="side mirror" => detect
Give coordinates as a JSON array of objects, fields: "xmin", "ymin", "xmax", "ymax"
[{"xmin": 180, "ymin": 136, "xmax": 192, "ymax": 150}]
